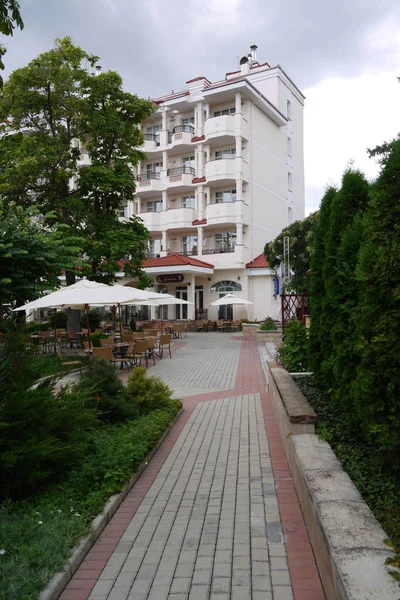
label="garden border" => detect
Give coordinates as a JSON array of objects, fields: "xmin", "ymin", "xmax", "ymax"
[
  {"xmin": 265, "ymin": 345, "xmax": 399, "ymax": 600},
  {"xmin": 39, "ymin": 407, "xmax": 183, "ymax": 600}
]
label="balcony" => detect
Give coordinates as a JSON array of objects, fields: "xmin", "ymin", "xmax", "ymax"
[
  {"xmin": 202, "ymin": 247, "xmax": 235, "ymax": 255},
  {"xmin": 170, "ymin": 125, "xmax": 195, "ymax": 148},
  {"xmin": 167, "ymin": 166, "xmax": 196, "ymax": 190},
  {"xmin": 204, "ymin": 113, "xmax": 248, "ymax": 144},
  {"xmin": 205, "ymin": 157, "xmax": 249, "ymax": 184},
  {"xmin": 202, "ymin": 245, "xmax": 250, "ymax": 268},
  {"xmin": 206, "ymin": 200, "xmax": 250, "ymax": 226},
  {"xmin": 136, "ymin": 171, "xmax": 164, "ymax": 195},
  {"xmin": 139, "ymin": 210, "xmax": 163, "ymax": 231},
  {"xmin": 166, "ymin": 207, "xmax": 197, "ymax": 229},
  {"xmin": 141, "ymin": 133, "xmax": 160, "ymax": 153}
]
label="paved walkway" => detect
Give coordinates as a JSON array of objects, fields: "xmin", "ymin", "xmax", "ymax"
[{"xmin": 59, "ymin": 334, "xmax": 325, "ymax": 600}]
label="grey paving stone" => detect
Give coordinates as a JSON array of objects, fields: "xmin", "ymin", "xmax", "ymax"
[
  {"xmin": 272, "ymin": 586, "xmax": 294, "ymax": 600},
  {"xmin": 170, "ymin": 577, "xmax": 192, "ymax": 594},
  {"xmin": 211, "ymin": 576, "xmax": 231, "ymax": 593},
  {"xmin": 271, "ymin": 569, "xmax": 292, "ymax": 586}
]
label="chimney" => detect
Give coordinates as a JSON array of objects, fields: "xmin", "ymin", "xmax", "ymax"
[
  {"xmin": 95, "ymin": 65, "xmax": 102, "ymax": 76},
  {"xmin": 250, "ymin": 44, "xmax": 258, "ymax": 63}
]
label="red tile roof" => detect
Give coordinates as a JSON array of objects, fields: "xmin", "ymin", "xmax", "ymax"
[
  {"xmin": 192, "ymin": 176, "xmax": 206, "ymax": 184},
  {"xmin": 186, "ymin": 76, "xmax": 211, "ymax": 85},
  {"xmin": 192, "ymin": 219, "xmax": 207, "ymax": 225},
  {"xmin": 246, "ymin": 254, "xmax": 270, "ymax": 269},
  {"xmin": 143, "ymin": 253, "xmax": 214, "ymax": 269}
]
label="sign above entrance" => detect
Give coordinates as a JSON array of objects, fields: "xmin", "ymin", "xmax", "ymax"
[{"xmin": 156, "ymin": 274, "xmax": 184, "ymax": 284}]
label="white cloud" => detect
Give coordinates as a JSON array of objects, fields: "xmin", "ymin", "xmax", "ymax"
[{"xmin": 304, "ymin": 69, "xmax": 400, "ymax": 214}]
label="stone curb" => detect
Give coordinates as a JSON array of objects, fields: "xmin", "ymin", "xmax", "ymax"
[
  {"xmin": 265, "ymin": 357, "xmax": 399, "ymax": 600},
  {"xmin": 39, "ymin": 406, "xmax": 184, "ymax": 600}
]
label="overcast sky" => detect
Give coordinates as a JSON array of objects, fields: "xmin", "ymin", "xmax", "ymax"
[{"xmin": 2, "ymin": 0, "xmax": 400, "ymax": 214}]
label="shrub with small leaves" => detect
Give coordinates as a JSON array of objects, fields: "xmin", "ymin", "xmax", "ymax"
[
  {"xmin": 124, "ymin": 367, "xmax": 173, "ymax": 415},
  {"xmin": 278, "ymin": 319, "xmax": 309, "ymax": 372},
  {"xmin": 259, "ymin": 317, "xmax": 277, "ymax": 331}
]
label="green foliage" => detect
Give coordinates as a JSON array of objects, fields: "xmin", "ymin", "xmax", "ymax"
[
  {"xmin": 80, "ymin": 309, "xmax": 102, "ymax": 332},
  {"xmin": 125, "ymin": 367, "xmax": 173, "ymax": 415},
  {"xmin": 0, "ymin": 400, "xmax": 181, "ymax": 600},
  {"xmin": 0, "ymin": 199, "xmax": 81, "ymax": 313},
  {"xmin": 48, "ymin": 311, "xmax": 68, "ymax": 329},
  {"xmin": 264, "ymin": 212, "xmax": 318, "ymax": 292},
  {"xmin": 0, "ymin": 37, "xmax": 154, "ymax": 290},
  {"xmin": 88, "ymin": 332, "xmax": 108, "ymax": 347},
  {"xmin": 278, "ymin": 319, "xmax": 309, "ymax": 372},
  {"xmin": 75, "ymin": 358, "xmax": 137, "ymax": 423},
  {"xmin": 0, "ymin": 386, "xmax": 98, "ymax": 498},
  {"xmin": 259, "ymin": 317, "xmax": 277, "ymax": 331},
  {"xmin": 297, "ymin": 377, "xmax": 400, "ymax": 564},
  {"xmin": 308, "ymin": 186, "xmax": 337, "ymax": 381},
  {"xmin": 0, "ymin": 1, "xmax": 24, "ymax": 86},
  {"xmin": 350, "ymin": 139, "xmax": 400, "ymax": 457}
]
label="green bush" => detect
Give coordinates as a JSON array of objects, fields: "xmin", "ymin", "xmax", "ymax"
[
  {"xmin": 75, "ymin": 358, "xmax": 137, "ymax": 423},
  {"xmin": 278, "ymin": 319, "xmax": 309, "ymax": 372},
  {"xmin": 125, "ymin": 367, "xmax": 173, "ymax": 415},
  {"xmin": 48, "ymin": 311, "xmax": 68, "ymax": 329},
  {"xmin": 259, "ymin": 317, "xmax": 277, "ymax": 331},
  {"xmin": 88, "ymin": 332, "xmax": 108, "ymax": 347},
  {"xmin": 0, "ymin": 386, "xmax": 98, "ymax": 499},
  {"xmin": 80, "ymin": 309, "xmax": 102, "ymax": 332}
]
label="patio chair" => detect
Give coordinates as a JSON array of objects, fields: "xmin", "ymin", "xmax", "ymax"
[
  {"xmin": 82, "ymin": 340, "xmax": 93, "ymax": 354},
  {"xmin": 66, "ymin": 330, "xmax": 81, "ymax": 348},
  {"xmin": 92, "ymin": 346, "xmax": 114, "ymax": 363},
  {"xmin": 155, "ymin": 334, "xmax": 172, "ymax": 359},
  {"xmin": 38, "ymin": 330, "xmax": 53, "ymax": 353},
  {"xmin": 100, "ymin": 337, "xmax": 113, "ymax": 347},
  {"xmin": 94, "ymin": 328, "xmax": 104, "ymax": 335},
  {"xmin": 145, "ymin": 336, "xmax": 157, "ymax": 366},
  {"xmin": 172, "ymin": 324, "xmax": 183, "ymax": 339},
  {"xmin": 129, "ymin": 340, "xmax": 148, "ymax": 367},
  {"xmin": 216, "ymin": 320, "xmax": 226, "ymax": 332},
  {"xmin": 195, "ymin": 320, "xmax": 205, "ymax": 332}
]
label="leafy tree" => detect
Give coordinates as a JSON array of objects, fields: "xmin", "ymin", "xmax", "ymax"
[
  {"xmin": 0, "ymin": 37, "xmax": 153, "ymax": 326},
  {"xmin": 264, "ymin": 212, "xmax": 318, "ymax": 293},
  {"xmin": 0, "ymin": 0, "xmax": 23, "ymax": 86},
  {"xmin": 0, "ymin": 199, "xmax": 80, "ymax": 317},
  {"xmin": 321, "ymin": 169, "xmax": 370, "ymax": 387},
  {"xmin": 351, "ymin": 139, "xmax": 400, "ymax": 457},
  {"xmin": 308, "ymin": 186, "xmax": 337, "ymax": 379}
]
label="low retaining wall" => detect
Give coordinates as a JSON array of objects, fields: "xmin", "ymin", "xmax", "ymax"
[
  {"xmin": 242, "ymin": 323, "xmax": 282, "ymax": 346},
  {"xmin": 265, "ymin": 353, "xmax": 399, "ymax": 600}
]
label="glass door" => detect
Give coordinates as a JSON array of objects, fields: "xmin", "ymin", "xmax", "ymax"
[
  {"xmin": 175, "ymin": 288, "xmax": 188, "ymax": 320},
  {"xmin": 195, "ymin": 287, "xmax": 204, "ymax": 320},
  {"xmin": 218, "ymin": 293, "xmax": 233, "ymax": 321}
]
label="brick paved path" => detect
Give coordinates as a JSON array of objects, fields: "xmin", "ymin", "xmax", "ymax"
[{"xmin": 60, "ymin": 334, "xmax": 325, "ymax": 600}]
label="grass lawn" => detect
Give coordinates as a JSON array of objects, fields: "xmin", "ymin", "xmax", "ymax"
[{"xmin": 0, "ymin": 399, "xmax": 181, "ymax": 600}]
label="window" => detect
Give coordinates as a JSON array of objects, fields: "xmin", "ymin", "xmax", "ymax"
[
  {"xmin": 210, "ymin": 280, "xmax": 242, "ymax": 293},
  {"xmin": 287, "ymin": 136, "xmax": 292, "ymax": 157},
  {"xmin": 182, "ymin": 196, "xmax": 195, "ymax": 209},
  {"xmin": 146, "ymin": 162, "xmax": 161, "ymax": 173},
  {"xmin": 215, "ymin": 232, "xmax": 236, "ymax": 251},
  {"xmin": 148, "ymin": 239, "xmax": 163, "ymax": 255},
  {"xmin": 182, "ymin": 236, "xmax": 198, "ymax": 255},
  {"xmin": 146, "ymin": 124, "xmax": 161, "ymax": 135},
  {"xmin": 288, "ymin": 172, "xmax": 292, "ymax": 192},
  {"xmin": 213, "ymin": 107, "xmax": 235, "ymax": 117},
  {"xmin": 181, "ymin": 117, "xmax": 194, "ymax": 125},
  {"xmin": 287, "ymin": 99, "xmax": 292, "ymax": 120},
  {"xmin": 146, "ymin": 200, "xmax": 162, "ymax": 213},
  {"xmin": 182, "ymin": 155, "xmax": 195, "ymax": 165},
  {"xmin": 118, "ymin": 204, "xmax": 128, "ymax": 218},
  {"xmin": 215, "ymin": 189, "xmax": 236, "ymax": 203},
  {"xmin": 215, "ymin": 148, "xmax": 236, "ymax": 160},
  {"xmin": 288, "ymin": 206, "xmax": 293, "ymax": 225}
]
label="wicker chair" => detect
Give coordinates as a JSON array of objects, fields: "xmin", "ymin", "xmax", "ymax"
[{"xmin": 155, "ymin": 334, "xmax": 172, "ymax": 359}]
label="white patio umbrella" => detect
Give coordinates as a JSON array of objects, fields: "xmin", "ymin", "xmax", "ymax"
[
  {"xmin": 122, "ymin": 295, "xmax": 193, "ymax": 328},
  {"xmin": 208, "ymin": 293, "xmax": 253, "ymax": 306},
  {"xmin": 14, "ymin": 280, "xmax": 163, "ymax": 348}
]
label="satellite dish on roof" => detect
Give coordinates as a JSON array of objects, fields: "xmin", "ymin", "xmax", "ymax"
[{"xmin": 239, "ymin": 56, "xmax": 249, "ymax": 65}]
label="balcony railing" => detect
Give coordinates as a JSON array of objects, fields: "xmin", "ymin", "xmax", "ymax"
[
  {"xmin": 167, "ymin": 250, "xmax": 198, "ymax": 257},
  {"xmin": 143, "ymin": 133, "xmax": 160, "ymax": 145},
  {"xmin": 203, "ymin": 247, "xmax": 235, "ymax": 255},
  {"xmin": 137, "ymin": 172, "xmax": 161, "ymax": 181},
  {"xmin": 167, "ymin": 166, "xmax": 195, "ymax": 176},
  {"xmin": 172, "ymin": 125, "xmax": 195, "ymax": 135}
]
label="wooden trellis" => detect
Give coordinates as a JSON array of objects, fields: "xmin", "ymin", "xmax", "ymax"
[{"xmin": 281, "ymin": 293, "xmax": 310, "ymax": 328}]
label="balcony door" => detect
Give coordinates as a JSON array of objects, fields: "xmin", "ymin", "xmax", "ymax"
[{"xmin": 175, "ymin": 287, "xmax": 188, "ymax": 320}]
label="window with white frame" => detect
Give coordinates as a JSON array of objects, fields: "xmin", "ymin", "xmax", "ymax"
[
  {"xmin": 215, "ymin": 232, "xmax": 237, "ymax": 251},
  {"xmin": 215, "ymin": 148, "xmax": 236, "ymax": 160},
  {"xmin": 288, "ymin": 172, "xmax": 292, "ymax": 192},
  {"xmin": 181, "ymin": 117, "xmax": 194, "ymax": 125},
  {"xmin": 148, "ymin": 239, "xmax": 163, "ymax": 255},
  {"xmin": 146, "ymin": 124, "xmax": 161, "ymax": 135},
  {"xmin": 182, "ymin": 155, "xmax": 195, "ymax": 165},
  {"xmin": 213, "ymin": 107, "xmax": 235, "ymax": 117},
  {"xmin": 210, "ymin": 280, "xmax": 242, "ymax": 292},
  {"xmin": 287, "ymin": 136, "xmax": 292, "ymax": 157},
  {"xmin": 146, "ymin": 200, "xmax": 162, "ymax": 213},
  {"xmin": 215, "ymin": 189, "xmax": 236, "ymax": 203},
  {"xmin": 146, "ymin": 162, "xmax": 161, "ymax": 173},
  {"xmin": 287, "ymin": 99, "xmax": 292, "ymax": 120},
  {"xmin": 288, "ymin": 206, "xmax": 293, "ymax": 225},
  {"xmin": 182, "ymin": 196, "xmax": 195, "ymax": 209},
  {"xmin": 182, "ymin": 236, "xmax": 198, "ymax": 255}
]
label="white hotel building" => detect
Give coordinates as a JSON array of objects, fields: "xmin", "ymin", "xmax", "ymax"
[{"xmin": 121, "ymin": 46, "xmax": 305, "ymax": 322}]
